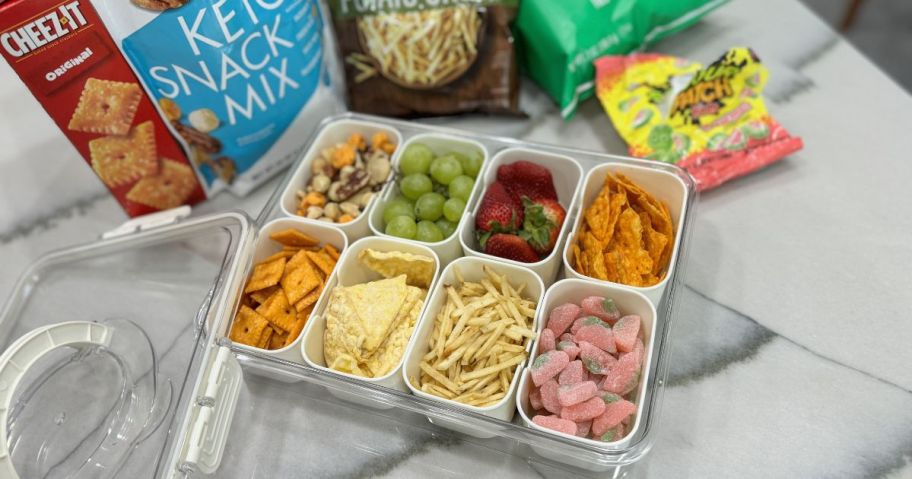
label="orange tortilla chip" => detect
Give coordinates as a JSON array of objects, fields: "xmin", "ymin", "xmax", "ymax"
[
  {"xmin": 229, "ymin": 306, "xmax": 270, "ymax": 347},
  {"xmin": 244, "ymin": 257, "xmax": 286, "ymax": 293},
  {"xmin": 256, "ymin": 289, "xmax": 297, "ymax": 333},
  {"xmin": 270, "ymin": 228, "xmax": 319, "ymax": 247}
]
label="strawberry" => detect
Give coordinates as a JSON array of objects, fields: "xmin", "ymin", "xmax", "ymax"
[
  {"xmin": 484, "ymin": 234, "xmax": 540, "ymax": 263},
  {"xmin": 519, "ymin": 197, "xmax": 566, "ymax": 256},
  {"xmin": 475, "ymin": 181, "xmax": 523, "ymax": 248},
  {"xmin": 497, "ymin": 161, "xmax": 558, "ymax": 201}
]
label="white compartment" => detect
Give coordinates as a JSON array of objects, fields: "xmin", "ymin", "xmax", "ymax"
[
  {"xmin": 402, "ymin": 257, "xmax": 545, "ymax": 438},
  {"xmin": 515, "ymin": 278, "xmax": 657, "ymax": 471},
  {"xmin": 279, "ymin": 119, "xmax": 403, "ymax": 241},
  {"xmin": 562, "ymin": 163, "xmax": 688, "ymax": 305},
  {"xmin": 369, "ymin": 133, "xmax": 489, "ymax": 266},
  {"xmin": 459, "ymin": 147, "xmax": 583, "ymax": 286},
  {"xmin": 300, "ymin": 236, "xmax": 440, "ymax": 408},
  {"xmin": 230, "ymin": 218, "xmax": 348, "ymax": 367}
]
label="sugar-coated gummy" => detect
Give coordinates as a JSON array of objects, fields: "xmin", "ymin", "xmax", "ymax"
[
  {"xmin": 581, "ymin": 296, "xmax": 621, "ymax": 323},
  {"xmin": 599, "ymin": 424, "xmax": 625, "ymax": 442},
  {"xmin": 531, "ymin": 350, "xmax": 570, "ymax": 386},
  {"xmin": 538, "ymin": 328, "xmax": 556, "ymax": 354},
  {"xmin": 557, "ymin": 380, "xmax": 598, "ymax": 406},
  {"xmin": 613, "ymin": 315, "xmax": 641, "ymax": 353},
  {"xmin": 529, "ymin": 388, "xmax": 543, "ymax": 410},
  {"xmin": 556, "ymin": 340, "xmax": 580, "ymax": 361},
  {"xmin": 560, "ymin": 333, "xmax": 574, "ymax": 343},
  {"xmin": 558, "ymin": 360, "xmax": 584, "ymax": 385},
  {"xmin": 540, "ymin": 378, "xmax": 562, "ymax": 414},
  {"xmin": 560, "ymin": 396, "xmax": 607, "ymax": 422},
  {"xmin": 576, "ymin": 419, "xmax": 592, "ymax": 438},
  {"xmin": 632, "ymin": 338, "xmax": 645, "ymax": 368},
  {"xmin": 532, "ymin": 415, "xmax": 577, "ymax": 436},
  {"xmin": 602, "ymin": 351, "xmax": 639, "ymax": 395},
  {"xmin": 575, "ymin": 324, "xmax": 617, "ymax": 354},
  {"xmin": 592, "ymin": 399, "xmax": 636, "ymax": 437},
  {"xmin": 579, "ymin": 341, "xmax": 617, "ymax": 374},
  {"xmin": 571, "ymin": 315, "xmax": 610, "ymax": 335},
  {"xmin": 547, "ymin": 303, "xmax": 581, "ymax": 336}
]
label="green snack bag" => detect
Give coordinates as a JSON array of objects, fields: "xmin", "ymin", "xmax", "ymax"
[{"xmin": 514, "ymin": 0, "xmax": 728, "ymax": 118}]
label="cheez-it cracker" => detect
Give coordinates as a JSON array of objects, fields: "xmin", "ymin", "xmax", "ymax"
[{"xmin": 0, "ymin": 0, "xmax": 205, "ymax": 217}]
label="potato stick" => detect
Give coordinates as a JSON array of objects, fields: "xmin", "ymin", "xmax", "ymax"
[
  {"xmin": 469, "ymin": 372, "xmax": 497, "ymax": 392},
  {"xmin": 507, "ymin": 325, "xmax": 537, "ymax": 339},
  {"xmin": 499, "ymin": 369, "xmax": 510, "ymax": 392},
  {"xmin": 506, "ymin": 301, "xmax": 527, "ymax": 326},
  {"xmin": 459, "ymin": 377, "xmax": 481, "ymax": 392},
  {"xmin": 437, "ymin": 343, "xmax": 468, "ymax": 370},
  {"xmin": 420, "ymin": 361, "xmax": 460, "ymax": 393},
  {"xmin": 496, "ymin": 342, "xmax": 526, "ymax": 353},
  {"xmin": 486, "ymin": 344, "xmax": 504, "ymax": 359},
  {"xmin": 478, "ymin": 382, "xmax": 502, "ymax": 398},
  {"xmin": 454, "ymin": 296, "xmax": 496, "ymax": 317},
  {"xmin": 462, "ymin": 354, "xmax": 526, "ymax": 381},
  {"xmin": 435, "ymin": 313, "xmax": 451, "ymax": 359},
  {"xmin": 461, "ymin": 333, "xmax": 490, "ymax": 365},
  {"xmin": 466, "ymin": 312, "xmax": 497, "ymax": 327},
  {"xmin": 445, "ymin": 326, "xmax": 477, "ymax": 353},
  {"xmin": 481, "ymin": 279, "xmax": 502, "ymax": 298},
  {"xmin": 477, "ymin": 394, "xmax": 507, "ymax": 407},
  {"xmin": 447, "ymin": 361, "xmax": 457, "ymax": 381},
  {"xmin": 503, "ymin": 329, "xmax": 522, "ymax": 342},
  {"xmin": 446, "ymin": 285, "xmax": 465, "ymax": 310},
  {"xmin": 445, "ymin": 309, "xmax": 473, "ymax": 346},
  {"xmin": 474, "ymin": 322, "xmax": 506, "ymax": 359},
  {"xmin": 428, "ymin": 383, "xmax": 456, "ymax": 399}
]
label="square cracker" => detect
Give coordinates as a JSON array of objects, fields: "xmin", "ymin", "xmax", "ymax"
[
  {"xmin": 244, "ymin": 257, "xmax": 286, "ymax": 293},
  {"xmin": 229, "ymin": 305, "xmax": 270, "ymax": 347},
  {"xmin": 89, "ymin": 121, "xmax": 159, "ymax": 187},
  {"xmin": 68, "ymin": 78, "xmax": 142, "ymax": 135},
  {"xmin": 269, "ymin": 228, "xmax": 319, "ymax": 247},
  {"xmin": 257, "ymin": 326, "xmax": 274, "ymax": 349},
  {"xmin": 269, "ymin": 328, "xmax": 289, "ymax": 349},
  {"xmin": 304, "ymin": 250, "xmax": 337, "ymax": 278},
  {"xmin": 294, "ymin": 282, "xmax": 323, "ymax": 312},
  {"xmin": 126, "ymin": 159, "xmax": 198, "ymax": 210},
  {"xmin": 281, "ymin": 257, "xmax": 320, "ymax": 304},
  {"xmin": 284, "ymin": 309, "xmax": 310, "ymax": 347},
  {"xmin": 256, "ymin": 289, "xmax": 297, "ymax": 333},
  {"xmin": 249, "ymin": 284, "xmax": 280, "ymax": 305}
]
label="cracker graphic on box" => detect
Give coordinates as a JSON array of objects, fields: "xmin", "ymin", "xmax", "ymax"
[
  {"xmin": 89, "ymin": 120, "xmax": 158, "ymax": 187},
  {"xmin": 69, "ymin": 78, "xmax": 142, "ymax": 135},
  {"xmin": 126, "ymin": 159, "xmax": 197, "ymax": 209}
]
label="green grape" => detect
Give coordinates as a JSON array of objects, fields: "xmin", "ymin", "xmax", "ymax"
[
  {"xmin": 383, "ymin": 197, "xmax": 415, "ymax": 225},
  {"xmin": 399, "ymin": 143, "xmax": 434, "ymax": 175},
  {"xmin": 448, "ymin": 175, "xmax": 474, "ymax": 201},
  {"xmin": 386, "ymin": 216, "xmax": 417, "ymax": 239},
  {"xmin": 400, "ymin": 173, "xmax": 432, "ymax": 200},
  {"xmin": 443, "ymin": 197, "xmax": 465, "ymax": 222},
  {"xmin": 429, "ymin": 154, "xmax": 463, "ymax": 185},
  {"xmin": 435, "ymin": 219, "xmax": 457, "ymax": 238},
  {"xmin": 459, "ymin": 150, "xmax": 483, "ymax": 178},
  {"xmin": 416, "ymin": 220, "xmax": 444, "ymax": 243},
  {"xmin": 415, "ymin": 192, "xmax": 446, "ymax": 221}
]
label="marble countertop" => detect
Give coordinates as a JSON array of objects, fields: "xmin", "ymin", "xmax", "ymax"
[{"xmin": 1, "ymin": 0, "xmax": 911, "ymax": 477}]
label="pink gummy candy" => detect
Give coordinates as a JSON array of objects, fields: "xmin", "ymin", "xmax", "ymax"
[
  {"xmin": 580, "ymin": 296, "xmax": 621, "ymax": 324},
  {"xmin": 602, "ymin": 351, "xmax": 639, "ymax": 395},
  {"xmin": 558, "ymin": 380, "xmax": 598, "ymax": 406},
  {"xmin": 613, "ymin": 315, "xmax": 641, "ymax": 353},
  {"xmin": 538, "ymin": 328, "xmax": 556, "ymax": 354},
  {"xmin": 632, "ymin": 338, "xmax": 645, "ymax": 369},
  {"xmin": 532, "ymin": 415, "xmax": 577, "ymax": 436},
  {"xmin": 597, "ymin": 424, "xmax": 626, "ymax": 442},
  {"xmin": 579, "ymin": 341, "xmax": 617, "ymax": 374},
  {"xmin": 547, "ymin": 303, "xmax": 581, "ymax": 336},
  {"xmin": 576, "ymin": 419, "xmax": 592, "ymax": 438},
  {"xmin": 571, "ymin": 316, "xmax": 610, "ymax": 335},
  {"xmin": 558, "ymin": 360, "xmax": 585, "ymax": 385},
  {"xmin": 531, "ymin": 350, "xmax": 570, "ymax": 386},
  {"xmin": 529, "ymin": 388, "xmax": 543, "ymax": 410},
  {"xmin": 556, "ymin": 340, "xmax": 580, "ymax": 361},
  {"xmin": 592, "ymin": 399, "xmax": 636, "ymax": 437},
  {"xmin": 560, "ymin": 333, "xmax": 574, "ymax": 342},
  {"xmin": 575, "ymin": 324, "xmax": 617, "ymax": 354},
  {"xmin": 540, "ymin": 379, "xmax": 562, "ymax": 414},
  {"xmin": 560, "ymin": 396, "xmax": 606, "ymax": 422}
]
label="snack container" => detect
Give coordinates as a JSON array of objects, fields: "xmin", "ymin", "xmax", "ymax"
[
  {"xmin": 515, "ymin": 278, "xmax": 657, "ymax": 470},
  {"xmin": 300, "ymin": 236, "xmax": 440, "ymax": 408},
  {"xmin": 0, "ymin": 114, "xmax": 696, "ymax": 478},
  {"xmin": 279, "ymin": 119, "xmax": 404, "ymax": 241},
  {"xmin": 229, "ymin": 218, "xmax": 348, "ymax": 367},
  {"xmin": 460, "ymin": 147, "xmax": 583, "ymax": 285},
  {"xmin": 369, "ymin": 133, "xmax": 490, "ymax": 265},
  {"xmin": 562, "ymin": 163, "xmax": 690, "ymax": 305},
  {"xmin": 401, "ymin": 256, "xmax": 545, "ymax": 438}
]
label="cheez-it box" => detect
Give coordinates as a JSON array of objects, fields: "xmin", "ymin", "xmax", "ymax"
[{"xmin": 0, "ymin": 0, "xmax": 205, "ymax": 217}]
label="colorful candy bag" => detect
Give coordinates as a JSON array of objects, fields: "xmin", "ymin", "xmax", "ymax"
[
  {"xmin": 595, "ymin": 48, "xmax": 804, "ymax": 191},
  {"xmin": 514, "ymin": 0, "xmax": 728, "ymax": 119}
]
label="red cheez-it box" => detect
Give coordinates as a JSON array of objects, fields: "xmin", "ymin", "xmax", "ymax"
[{"xmin": 0, "ymin": 0, "xmax": 205, "ymax": 217}]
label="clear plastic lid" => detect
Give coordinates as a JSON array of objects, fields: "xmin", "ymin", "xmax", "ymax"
[{"xmin": 0, "ymin": 211, "xmax": 253, "ymax": 479}]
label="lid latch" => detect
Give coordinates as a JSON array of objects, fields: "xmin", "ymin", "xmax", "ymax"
[
  {"xmin": 180, "ymin": 346, "xmax": 241, "ymax": 475},
  {"xmin": 102, "ymin": 206, "xmax": 192, "ymax": 240}
]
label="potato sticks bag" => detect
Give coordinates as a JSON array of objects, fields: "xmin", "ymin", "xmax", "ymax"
[
  {"xmin": 92, "ymin": 0, "xmax": 344, "ymax": 196},
  {"xmin": 595, "ymin": 48, "xmax": 804, "ymax": 191}
]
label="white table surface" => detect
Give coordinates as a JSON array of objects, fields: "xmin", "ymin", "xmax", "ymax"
[{"xmin": 1, "ymin": 0, "xmax": 911, "ymax": 477}]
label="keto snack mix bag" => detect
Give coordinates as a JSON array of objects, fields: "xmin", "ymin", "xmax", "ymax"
[
  {"xmin": 514, "ymin": 0, "xmax": 727, "ymax": 118},
  {"xmin": 92, "ymin": 0, "xmax": 344, "ymax": 196},
  {"xmin": 328, "ymin": 0, "xmax": 521, "ymax": 117},
  {"xmin": 595, "ymin": 48, "xmax": 804, "ymax": 191},
  {"xmin": 0, "ymin": 0, "xmax": 205, "ymax": 217}
]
